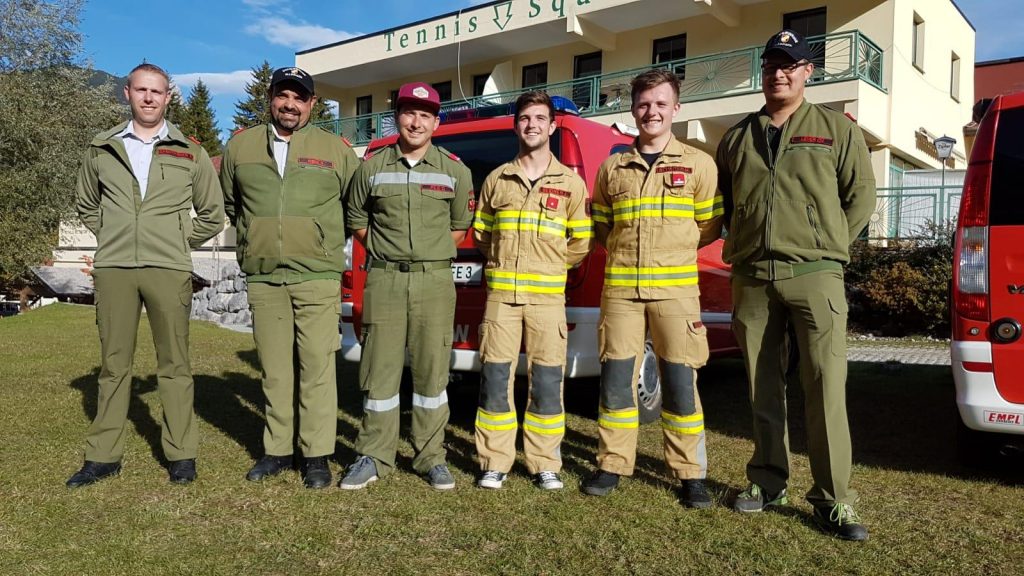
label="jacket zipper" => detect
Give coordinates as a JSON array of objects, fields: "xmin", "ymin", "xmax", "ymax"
[
  {"xmin": 764, "ymin": 126, "xmax": 776, "ymax": 281},
  {"xmin": 807, "ymin": 206, "xmax": 823, "ymax": 249},
  {"xmin": 314, "ymin": 220, "xmax": 329, "ymax": 257}
]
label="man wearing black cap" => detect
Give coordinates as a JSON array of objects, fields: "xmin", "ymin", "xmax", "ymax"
[
  {"xmin": 716, "ymin": 30, "xmax": 876, "ymax": 540},
  {"xmin": 341, "ymin": 82, "xmax": 473, "ymax": 490},
  {"xmin": 221, "ymin": 66, "xmax": 359, "ymax": 488}
]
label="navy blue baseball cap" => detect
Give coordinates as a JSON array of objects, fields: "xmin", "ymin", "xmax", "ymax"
[{"xmin": 762, "ymin": 29, "xmax": 813, "ymax": 62}]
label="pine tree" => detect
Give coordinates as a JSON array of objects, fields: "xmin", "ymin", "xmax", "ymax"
[
  {"xmin": 232, "ymin": 60, "xmax": 272, "ymax": 130},
  {"xmin": 181, "ymin": 79, "xmax": 221, "ymax": 156},
  {"xmin": 165, "ymin": 83, "xmax": 186, "ymax": 128},
  {"xmin": 311, "ymin": 97, "xmax": 335, "ymax": 125}
]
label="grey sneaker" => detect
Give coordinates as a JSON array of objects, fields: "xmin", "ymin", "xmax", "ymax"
[
  {"xmin": 733, "ymin": 483, "xmax": 787, "ymax": 513},
  {"xmin": 477, "ymin": 470, "xmax": 506, "ymax": 489},
  {"xmin": 338, "ymin": 455, "xmax": 378, "ymax": 490},
  {"xmin": 426, "ymin": 464, "xmax": 456, "ymax": 490},
  {"xmin": 533, "ymin": 471, "xmax": 564, "ymax": 490}
]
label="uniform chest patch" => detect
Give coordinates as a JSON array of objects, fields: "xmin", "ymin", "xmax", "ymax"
[
  {"xmin": 421, "ymin": 184, "xmax": 454, "ymax": 194},
  {"xmin": 670, "ymin": 173, "xmax": 687, "ymax": 187},
  {"xmin": 545, "ymin": 196, "xmax": 560, "ymax": 210},
  {"xmin": 540, "ymin": 187, "xmax": 571, "ymax": 198},
  {"xmin": 790, "ymin": 136, "xmax": 833, "ymax": 146},
  {"xmin": 158, "ymin": 149, "xmax": 193, "ymax": 161},
  {"xmin": 655, "ymin": 165, "xmax": 692, "ymax": 174},
  {"xmin": 298, "ymin": 157, "xmax": 335, "ymax": 169}
]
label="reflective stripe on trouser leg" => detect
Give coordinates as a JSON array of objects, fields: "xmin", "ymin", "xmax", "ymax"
[
  {"xmin": 86, "ymin": 268, "xmax": 144, "ymax": 463},
  {"xmin": 596, "ymin": 297, "xmax": 646, "ymax": 476},
  {"xmin": 522, "ymin": 302, "xmax": 567, "ymax": 474},
  {"xmin": 355, "ymin": 268, "xmax": 409, "ymax": 477},
  {"xmin": 777, "ymin": 270, "xmax": 856, "ymax": 506},
  {"xmin": 475, "ymin": 300, "xmax": 522, "ymax": 473},
  {"xmin": 731, "ymin": 274, "xmax": 793, "ymax": 497},
  {"xmin": 290, "ymin": 280, "xmax": 341, "ymax": 458},
  {"xmin": 408, "ymin": 267, "xmax": 456, "ymax": 474},
  {"xmin": 659, "ymin": 360, "xmax": 706, "ymax": 479}
]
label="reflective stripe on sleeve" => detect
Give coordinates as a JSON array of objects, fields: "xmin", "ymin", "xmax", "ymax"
[
  {"xmin": 474, "ymin": 210, "xmax": 494, "ymax": 232},
  {"xmin": 591, "ymin": 203, "xmax": 612, "ymax": 224},
  {"xmin": 694, "ymin": 196, "xmax": 725, "ymax": 221},
  {"xmin": 476, "ymin": 409, "xmax": 518, "ymax": 431},
  {"xmin": 567, "ymin": 219, "xmax": 593, "ymax": 238}
]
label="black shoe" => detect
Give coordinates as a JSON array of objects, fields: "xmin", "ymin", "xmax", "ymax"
[
  {"xmin": 582, "ymin": 470, "xmax": 620, "ymax": 496},
  {"xmin": 245, "ymin": 455, "xmax": 293, "ymax": 481},
  {"xmin": 680, "ymin": 479, "xmax": 713, "ymax": 509},
  {"xmin": 812, "ymin": 503, "xmax": 869, "ymax": 542},
  {"xmin": 168, "ymin": 459, "xmax": 197, "ymax": 484},
  {"xmin": 66, "ymin": 461, "xmax": 122, "ymax": 488},
  {"xmin": 302, "ymin": 457, "xmax": 332, "ymax": 489}
]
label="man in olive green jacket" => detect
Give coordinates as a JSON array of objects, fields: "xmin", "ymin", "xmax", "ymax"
[
  {"xmin": 221, "ymin": 67, "xmax": 358, "ymax": 489},
  {"xmin": 716, "ymin": 30, "xmax": 875, "ymax": 541},
  {"xmin": 69, "ymin": 63, "xmax": 224, "ymax": 488}
]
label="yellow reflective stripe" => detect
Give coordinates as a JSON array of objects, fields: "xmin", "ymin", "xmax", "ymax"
[
  {"xmin": 486, "ymin": 269, "xmax": 566, "ymax": 294},
  {"xmin": 493, "ymin": 210, "xmax": 568, "ymax": 236},
  {"xmin": 611, "ymin": 196, "xmax": 696, "ymax": 221},
  {"xmin": 473, "ymin": 210, "xmax": 494, "ymax": 232},
  {"xmin": 591, "ymin": 203, "xmax": 612, "ymax": 224},
  {"xmin": 598, "ymin": 407, "xmax": 639, "ymax": 429},
  {"xmin": 567, "ymin": 219, "xmax": 593, "ymax": 238},
  {"xmin": 476, "ymin": 409, "xmax": 518, "ymax": 431},
  {"xmin": 604, "ymin": 265, "xmax": 699, "ymax": 287},
  {"xmin": 694, "ymin": 196, "xmax": 725, "ymax": 221},
  {"xmin": 524, "ymin": 412, "xmax": 565, "ymax": 435},
  {"xmin": 661, "ymin": 411, "xmax": 705, "ymax": 435}
]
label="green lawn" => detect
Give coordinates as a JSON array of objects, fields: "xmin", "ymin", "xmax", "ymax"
[{"xmin": 1, "ymin": 304, "xmax": 1021, "ymax": 575}]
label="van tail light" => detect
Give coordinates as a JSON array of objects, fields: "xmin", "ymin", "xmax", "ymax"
[
  {"xmin": 342, "ymin": 270, "xmax": 354, "ymax": 291},
  {"xmin": 955, "ymin": 226, "xmax": 988, "ymax": 321},
  {"xmin": 559, "ymin": 127, "xmax": 585, "ymax": 182}
]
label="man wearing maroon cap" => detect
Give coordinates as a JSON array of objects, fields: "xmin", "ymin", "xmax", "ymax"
[{"xmin": 342, "ymin": 82, "xmax": 474, "ymax": 490}]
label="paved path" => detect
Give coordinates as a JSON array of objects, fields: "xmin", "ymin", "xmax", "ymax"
[{"xmin": 847, "ymin": 344, "xmax": 950, "ymax": 365}]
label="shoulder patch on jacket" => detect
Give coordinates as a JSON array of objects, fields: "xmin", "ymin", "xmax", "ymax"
[
  {"xmin": 232, "ymin": 127, "xmax": 248, "ymax": 136},
  {"xmin": 188, "ymin": 135, "xmax": 202, "ymax": 146},
  {"xmin": 340, "ymin": 136, "xmax": 353, "ymax": 147},
  {"xmin": 363, "ymin": 148, "xmax": 378, "ymax": 161},
  {"xmin": 440, "ymin": 148, "xmax": 462, "ymax": 163}
]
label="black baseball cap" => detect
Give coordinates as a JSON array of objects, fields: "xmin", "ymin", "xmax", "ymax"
[
  {"xmin": 762, "ymin": 29, "xmax": 813, "ymax": 62},
  {"xmin": 270, "ymin": 67, "xmax": 315, "ymax": 95}
]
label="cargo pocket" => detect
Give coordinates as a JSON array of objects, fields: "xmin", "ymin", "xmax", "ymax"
[
  {"xmin": 828, "ymin": 296, "xmax": 848, "ymax": 357},
  {"xmin": 178, "ymin": 276, "xmax": 193, "ymax": 307},
  {"xmin": 281, "ymin": 215, "xmax": 327, "ymax": 258},
  {"xmin": 243, "ymin": 217, "xmax": 278, "ymax": 258},
  {"xmin": 362, "ymin": 270, "xmax": 390, "ymax": 324},
  {"xmin": 682, "ymin": 319, "xmax": 709, "ymax": 368}
]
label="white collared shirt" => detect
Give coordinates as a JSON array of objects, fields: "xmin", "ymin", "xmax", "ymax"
[
  {"xmin": 271, "ymin": 124, "xmax": 289, "ymax": 178},
  {"xmin": 119, "ymin": 120, "xmax": 169, "ymax": 199}
]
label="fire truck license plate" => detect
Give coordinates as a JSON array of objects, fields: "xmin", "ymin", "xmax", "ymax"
[{"xmin": 451, "ymin": 262, "xmax": 483, "ymax": 285}]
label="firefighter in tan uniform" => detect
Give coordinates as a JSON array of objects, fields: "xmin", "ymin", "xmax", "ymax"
[
  {"xmin": 472, "ymin": 91, "xmax": 592, "ymax": 490},
  {"xmin": 582, "ymin": 70, "xmax": 723, "ymax": 507}
]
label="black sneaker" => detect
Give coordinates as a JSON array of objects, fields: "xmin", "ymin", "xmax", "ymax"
[
  {"xmin": 245, "ymin": 455, "xmax": 293, "ymax": 482},
  {"xmin": 732, "ymin": 483, "xmax": 788, "ymax": 513},
  {"xmin": 66, "ymin": 460, "xmax": 122, "ymax": 488},
  {"xmin": 813, "ymin": 503, "xmax": 869, "ymax": 541},
  {"xmin": 679, "ymin": 479, "xmax": 713, "ymax": 509},
  {"xmin": 581, "ymin": 470, "xmax": 620, "ymax": 496},
  {"xmin": 302, "ymin": 457, "xmax": 332, "ymax": 489},
  {"xmin": 168, "ymin": 459, "xmax": 197, "ymax": 484}
]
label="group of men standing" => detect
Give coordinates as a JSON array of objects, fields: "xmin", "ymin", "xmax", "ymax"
[{"xmin": 68, "ymin": 28, "xmax": 874, "ymax": 542}]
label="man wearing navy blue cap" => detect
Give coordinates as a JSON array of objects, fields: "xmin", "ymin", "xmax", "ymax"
[{"xmin": 716, "ymin": 29, "xmax": 875, "ymax": 540}]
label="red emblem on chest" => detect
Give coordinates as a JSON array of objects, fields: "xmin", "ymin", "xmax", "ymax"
[
  {"xmin": 671, "ymin": 173, "xmax": 686, "ymax": 187},
  {"xmin": 421, "ymin": 184, "xmax": 454, "ymax": 194},
  {"xmin": 298, "ymin": 157, "xmax": 335, "ymax": 169},
  {"xmin": 790, "ymin": 136, "xmax": 833, "ymax": 146},
  {"xmin": 158, "ymin": 149, "xmax": 193, "ymax": 161},
  {"xmin": 545, "ymin": 196, "xmax": 560, "ymax": 210},
  {"xmin": 540, "ymin": 187, "xmax": 571, "ymax": 198}
]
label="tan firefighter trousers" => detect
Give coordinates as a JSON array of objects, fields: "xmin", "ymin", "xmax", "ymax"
[
  {"xmin": 475, "ymin": 300, "xmax": 568, "ymax": 474},
  {"xmin": 596, "ymin": 296, "xmax": 709, "ymax": 479}
]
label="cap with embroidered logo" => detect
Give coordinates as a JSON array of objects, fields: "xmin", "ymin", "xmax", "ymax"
[
  {"xmin": 762, "ymin": 29, "xmax": 813, "ymax": 62},
  {"xmin": 270, "ymin": 67, "xmax": 315, "ymax": 95},
  {"xmin": 396, "ymin": 82, "xmax": 441, "ymax": 115}
]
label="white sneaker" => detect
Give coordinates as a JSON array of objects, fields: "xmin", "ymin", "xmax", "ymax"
[
  {"xmin": 477, "ymin": 470, "xmax": 507, "ymax": 489},
  {"xmin": 534, "ymin": 471, "xmax": 563, "ymax": 490}
]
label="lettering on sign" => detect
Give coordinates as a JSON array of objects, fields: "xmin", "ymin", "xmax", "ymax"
[
  {"xmin": 384, "ymin": 0, "xmax": 601, "ymax": 53},
  {"xmin": 453, "ymin": 324, "xmax": 471, "ymax": 343},
  {"xmin": 985, "ymin": 411, "xmax": 1023, "ymax": 426}
]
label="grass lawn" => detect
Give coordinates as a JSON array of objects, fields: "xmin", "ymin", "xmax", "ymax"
[{"xmin": 1, "ymin": 304, "xmax": 1022, "ymax": 575}]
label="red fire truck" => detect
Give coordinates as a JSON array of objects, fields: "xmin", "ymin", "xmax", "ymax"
[{"xmin": 340, "ymin": 101, "xmax": 739, "ymax": 423}]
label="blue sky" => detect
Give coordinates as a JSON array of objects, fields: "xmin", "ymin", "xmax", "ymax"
[{"xmin": 80, "ymin": 0, "xmax": 1022, "ymax": 139}]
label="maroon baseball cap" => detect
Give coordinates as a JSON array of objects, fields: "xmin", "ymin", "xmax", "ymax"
[{"xmin": 395, "ymin": 82, "xmax": 441, "ymax": 114}]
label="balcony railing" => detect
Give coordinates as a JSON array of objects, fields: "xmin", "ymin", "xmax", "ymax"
[{"xmin": 317, "ymin": 30, "xmax": 885, "ymax": 145}]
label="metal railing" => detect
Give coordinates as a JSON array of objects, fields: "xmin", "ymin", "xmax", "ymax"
[
  {"xmin": 317, "ymin": 30, "xmax": 886, "ymax": 145},
  {"xmin": 867, "ymin": 184, "xmax": 962, "ymax": 240}
]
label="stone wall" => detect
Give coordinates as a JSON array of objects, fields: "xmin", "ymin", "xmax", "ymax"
[{"xmin": 191, "ymin": 258, "xmax": 250, "ymax": 327}]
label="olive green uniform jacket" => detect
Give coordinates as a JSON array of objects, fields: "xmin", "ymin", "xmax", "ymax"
[
  {"xmin": 221, "ymin": 123, "xmax": 359, "ymax": 284},
  {"xmin": 75, "ymin": 121, "xmax": 225, "ymax": 270},
  {"xmin": 716, "ymin": 99, "xmax": 876, "ymax": 279}
]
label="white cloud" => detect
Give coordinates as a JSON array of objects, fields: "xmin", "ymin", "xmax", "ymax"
[
  {"xmin": 245, "ymin": 17, "xmax": 357, "ymax": 50},
  {"xmin": 172, "ymin": 70, "xmax": 252, "ymax": 96}
]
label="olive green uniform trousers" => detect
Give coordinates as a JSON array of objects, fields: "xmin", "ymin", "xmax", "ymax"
[
  {"xmin": 475, "ymin": 301, "xmax": 567, "ymax": 474},
  {"xmin": 596, "ymin": 296, "xmax": 709, "ymax": 480},
  {"xmin": 731, "ymin": 268, "xmax": 857, "ymax": 506},
  {"xmin": 248, "ymin": 279, "xmax": 340, "ymax": 458},
  {"xmin": 356, "ymin": 262, "xmax": 456, "ymax": 476},
  {"xmin": 86, "ymin": 267, "xmax": 196, "ymax": 463}
]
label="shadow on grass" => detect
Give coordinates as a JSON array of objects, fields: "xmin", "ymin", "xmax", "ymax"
[
  {"xmin": 70, "ymin": 369, "xmax": 164, "ymax": 465},
  {"xmin": 699, "ymin": 358, "xmax": 1024, "ymax": 487}
]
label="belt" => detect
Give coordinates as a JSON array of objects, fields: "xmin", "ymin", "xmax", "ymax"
[{"xmin": 369, "ymin": 260, "xmax": 451, "ymax": 272}]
